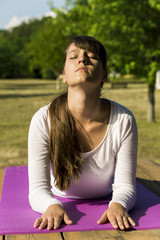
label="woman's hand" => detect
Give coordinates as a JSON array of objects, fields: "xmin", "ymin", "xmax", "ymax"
[
  {"xmin": 34, "ymin": 204, "xmax": 72, "ymax": 230},
  {"xmin": 97, "ymin": 202, "xmax": 136, "ymax": 230}
]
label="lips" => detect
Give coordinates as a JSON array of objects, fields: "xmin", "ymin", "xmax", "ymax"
[{"xmin": 76, "ymin": 67, "xmax": 87, "ymax": 72}]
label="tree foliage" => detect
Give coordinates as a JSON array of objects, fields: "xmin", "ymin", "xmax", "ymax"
[
  {"xmin": 25, "ymin": 0, "xmax": 92, "ymax": 78},
  {"xmin": 0, "ymin": 0, "xmax": 160, "ymax": 84},
  {"xmin": 0, "ymin": 18, "xmax": 49, "ymax": 78},
  {"xmin": 87, "ymin": 0, "xmax": 160, "ymax": 84},
  {"xmin": 25, "ymin": 17, "xmax": 68, "ymax": 78}
]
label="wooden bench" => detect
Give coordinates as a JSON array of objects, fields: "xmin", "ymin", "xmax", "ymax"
[
  {"xmin": 110, "ymin": 81, "xmax": 145, "ymax": 89},
  {"xmin": 111, "ymin": 82, "xmax": 128, "ymax": 89},
  {"xmin": 0, "ymin": 160, "xmax": 160, "ymax": 240}
]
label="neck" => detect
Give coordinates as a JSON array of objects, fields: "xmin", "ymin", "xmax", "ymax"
[{"xmin": 67, "ymin": 86, "xmax": 102, "ymax": 123}]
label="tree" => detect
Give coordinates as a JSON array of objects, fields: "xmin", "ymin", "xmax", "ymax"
[
  {"xmin": 65, "ymin": 0, "xmax": 89, "ymax": 7},
  {"xmin": 148, "ymin": 0, "xmax": 160, "ymax": 10},
  {"xmin": 88, "ymin": 0, "xmax": 160, "ymax": 121},
  {"xmin": 26, "ymin": 1, "xmax": 93, "ymax": 78},
  {"xmin": 25, "ymin": 16, "xmax": 70, "ymax": 79},
  {"xmin": 0, "ymin": 18, "xmax": 49, "ymax": 78}
]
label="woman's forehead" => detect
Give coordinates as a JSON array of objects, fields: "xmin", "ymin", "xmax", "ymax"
[
  {"xmin": 67, "ymin": 44, "xmax": 79, "ymax": 53},
  {"xmin": 66, "ymin": 43, "xmax": 97, "ymax": 55}
]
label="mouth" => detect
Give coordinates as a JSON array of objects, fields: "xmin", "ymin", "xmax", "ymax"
[{"xmin": 76, "ymin": 67, "xmax": 87, "ymax": 72}]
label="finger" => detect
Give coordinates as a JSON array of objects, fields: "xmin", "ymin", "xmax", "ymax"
[
  {"xmin": 47, "ymin": 218, "xmax": 54, "ymax": 230},
  {"xmin": 39, "ymin": 218, "xmax": 48, "ymax": 230},
  {"xmin": 97, "ymin": 211, "xmax": 108, "ymax": 224},
  {"xmin": 54, "ymin": 217, "xmax": 62, "ymax": 230},
  {"xmin": 64, "ymin": 213, "xmax": 73, "ymax": 225},
  {"xmin": 108, "ymin": 216, "xmax": 118, "ymax": 229},
  {"xmin": 116, "ymin": 216, "xmax": 125, "ymax": 230},
  {"xmin": 123, "ymin": 216, "xmax": 130, "ymax": 229},
  {"xmin": 128, "ymin": 216, "xmax": 136, "ymax": 227},
  {"xmin": 34, "ymin": 218, "xmax": 42, "ymax": 228}
]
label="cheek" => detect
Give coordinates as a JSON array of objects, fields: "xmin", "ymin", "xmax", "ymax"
[
  {"xmin": 65, "ymin": 62, "xmax": 75, "ymax": 76},
  {"xmin": 64, "ymin": 68, "xmax": 71, "ymax": 79},
  {"xmin": 65, "ymin": 61, "xmax": 74, "ymax": 73},
  {"xmin": 63, "ymin": 64, "xmax": 74, "ymax": 82},
  {"xmin": 93, "ymin": 65, "xmax": 104, "ymax": 77}
]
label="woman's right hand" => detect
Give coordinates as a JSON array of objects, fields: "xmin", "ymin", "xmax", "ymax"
[{"xmin": 34, "ymin": 204, "xmax": 73, "ymax": 230}]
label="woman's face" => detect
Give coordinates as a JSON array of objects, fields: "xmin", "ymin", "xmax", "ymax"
[{"xmin": 63, "ymin": 43, "xmax": 107, "ymax": 88}]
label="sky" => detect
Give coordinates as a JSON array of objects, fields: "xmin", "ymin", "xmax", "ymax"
[{"xmin": 0, "ymin": 0, "xmax": 65, "ymax": 30}]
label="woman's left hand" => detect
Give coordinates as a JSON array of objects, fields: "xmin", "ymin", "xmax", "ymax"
[{"xmin": 97, "ymin": 202, "xmax": 136, "ymax": 230}]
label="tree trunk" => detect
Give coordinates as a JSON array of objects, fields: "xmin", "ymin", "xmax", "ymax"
[
  {"xmin": 147, "ymin": 84, "xmax": 155, "ymax": 122},
  {"xmin": 56, "ymin": 77, "xmax": 61, "ymax": 90}
]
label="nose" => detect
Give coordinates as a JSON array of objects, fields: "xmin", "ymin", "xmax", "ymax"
[{"xmin": 78, "ymin": 53, "xmax": 88, "ymax": 64}]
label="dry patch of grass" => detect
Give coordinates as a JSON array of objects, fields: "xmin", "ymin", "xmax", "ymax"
[
  {"xmin": 102, "ymin": 83, "xmax": 160, "ymax": 164},
  {"xmin": 0, "ymin": 79, "xmax": 65, "ymax": 167}
]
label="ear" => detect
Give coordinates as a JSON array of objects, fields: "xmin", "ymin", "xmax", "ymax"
[
  {"xmin": 63, "ymin": 71, "xmax": 67, "ymax": 84},
  {"xmin": 102, "ymin": 70, "xmax": 108, "ymax": 83}
]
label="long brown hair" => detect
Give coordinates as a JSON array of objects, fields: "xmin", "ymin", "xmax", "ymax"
[{"xmin": 49, "ymin": 36, "xmax": 107, "ymax": 191}]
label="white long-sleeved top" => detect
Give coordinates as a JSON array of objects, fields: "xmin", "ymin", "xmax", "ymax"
[{"xmin": 28, "ymin": 99, "xmax": 138, "ymax": 214}]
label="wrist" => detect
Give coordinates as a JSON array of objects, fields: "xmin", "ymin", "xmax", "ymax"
[{"xmin": 109, "ymin": 202, "xmax": 126, "ymax": 209}]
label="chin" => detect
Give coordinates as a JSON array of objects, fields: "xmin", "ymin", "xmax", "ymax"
[{"xmin": 76, "ymin": 76, "xmax": 93, "ymax": 83}]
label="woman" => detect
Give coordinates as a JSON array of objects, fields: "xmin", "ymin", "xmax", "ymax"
[{"xmin": 28, "ymin": 35, "xmax": 138, "ymax": 231}]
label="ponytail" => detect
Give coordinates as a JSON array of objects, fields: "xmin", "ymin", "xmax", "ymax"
[{"xmin": 49, "ymin": 92, "xmax": 83, "ymax": 191}]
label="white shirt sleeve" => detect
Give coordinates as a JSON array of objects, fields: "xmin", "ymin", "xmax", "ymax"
[
  {"xmin": 109, "ymin": 111, "xmax": 138, "ymax": 211},
  {"xmin": 28, "ymin": 106, "xmax": 62, "ymax": 214}
]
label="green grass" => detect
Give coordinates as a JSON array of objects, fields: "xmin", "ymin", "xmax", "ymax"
[
  {"xmin": 0, "ymin": 79, "xmax": 66, "ymax": 167},
  {"xmin": 0, "ymin": 79, "xmax": 160, "ymax": 167}
]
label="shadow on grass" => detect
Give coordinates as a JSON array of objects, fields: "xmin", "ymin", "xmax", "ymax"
[
  {"xmin": 0, "ymin": 93, "xmax": 58, "ymax": 99},
  {"xmin": 0, "ymin": 83, "xmax": 55, "ymax": 90}
]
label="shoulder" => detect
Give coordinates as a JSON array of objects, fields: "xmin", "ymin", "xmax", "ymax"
[
  {"xmin": 29, "ymin": 104, "xmax": 51, "ymax": 134},
  {"xmin": 109, "ymin": 100, "xmax": 133, "ymax": 117},
  {"xmin": 28, "ymin": 104, "xmax": 51, "ymax": 142},
  {"xmin": 103, "ymin": 99, "xmax": 137, "ymax": 133},
  {"xmin": 108, "ymin": 99, "xmax": 136, "ymax": 124},
  {"xmin": 31, "ymin": 104, "xmax": 50, "ymax": 122},
  {"xmin": 103, "ymin": 100, "xmax": 138, "ymax": 147}
]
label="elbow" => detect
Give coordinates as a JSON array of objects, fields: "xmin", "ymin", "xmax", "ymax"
[{"xmin": 28, "ymin": 194, "xmax": 36, "ymax": 212}]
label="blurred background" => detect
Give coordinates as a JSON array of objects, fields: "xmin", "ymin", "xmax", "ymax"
[{"xmin": 0, "ymin": 0, "xmax": 160, "ymax": 167}]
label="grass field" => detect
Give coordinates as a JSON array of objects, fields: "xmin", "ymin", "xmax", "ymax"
[{"xmin": 0, "ymin": 79, "xmax": 160, "ymax": 167}]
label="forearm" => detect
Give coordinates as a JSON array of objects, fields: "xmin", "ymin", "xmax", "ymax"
[
  {"xmin": 29, "ymin": 188, "xmax": 63, "ymax": 213},
  {"xmin": 109, "ymin": 183, "xmax": 136, "ymax": 211}
]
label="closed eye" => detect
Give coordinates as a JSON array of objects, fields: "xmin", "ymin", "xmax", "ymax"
[
  {"xmin": 70, "ymin": 56, "xmax": 77, "ymax": 59},
  {"xmin": 88, "ymin": 56, "xmax": 99, "ymax": 60}
]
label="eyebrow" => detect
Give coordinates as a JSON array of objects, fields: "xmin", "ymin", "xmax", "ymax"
[
  {"xmin": 68, "ymin": 48, "xmax": 98, "ymax": 57},
  {"xmin": 68, "ymin": 49, "xmax": 78, "ymax": 55}
]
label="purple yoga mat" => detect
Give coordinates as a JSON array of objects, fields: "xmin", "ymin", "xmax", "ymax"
[{"xmin": 0, "ymin": 166, "xmax": 160, "ymax": 235}]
